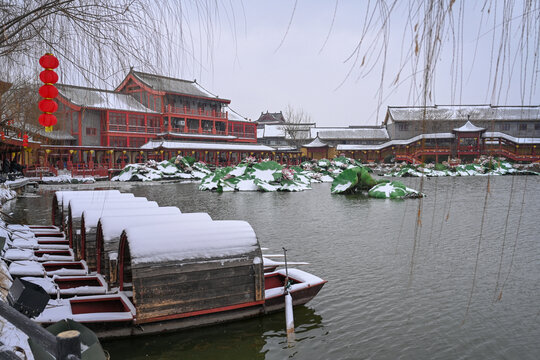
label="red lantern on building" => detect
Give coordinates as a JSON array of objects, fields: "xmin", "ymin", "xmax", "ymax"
[
  {"xmin": 1, "ymin": 132, "xmax": 4, "ymax": 141},
  {"xmin": 22, "ymin": 133, "xmax": 29, "ymax": 148},
  {"xmin": 38, "ymin": 53, "xmax": 59, "ymax": 132}
]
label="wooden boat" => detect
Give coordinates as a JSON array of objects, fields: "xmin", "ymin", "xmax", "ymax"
[
  {"xmin": 8, "ymin": 260, "xmax": 89, "ymax": 277},
  {"xmin": 33, "ymin": 220, "xmax": 326, "ymax": 338},
  {"xmin": 79, "ymin": 207, "xmax": 184, "ymax": 271},
  {"xmin": 52, "ymin": 190, "xmax": 122, "ymax": 227},
  {"xmin": 94, "ymin": 212, "xmax": 211, "ymax": 281},
  {"xmin": 4, "ymin": 248, "xmax": 75, "ymax": 262},
  {"xmin": 22, "ymin": 274, "xmax": 108, "ymax": 297},
  {"xmin": 66, "ymin": 197, "xmax": 157, "ymax": 257}
]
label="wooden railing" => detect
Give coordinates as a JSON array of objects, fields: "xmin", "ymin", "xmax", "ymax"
[
  {"xmin": 166, "ymin": 105, "xmax": 227, "ymax": 119},
  {"xmin": 23, "ymin": 165, "xmax": 58, "ymax": 178}
]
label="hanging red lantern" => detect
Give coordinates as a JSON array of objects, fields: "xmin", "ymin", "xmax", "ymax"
[
  {"xmin": 39, "ymin": 52, "xmax": 60, "ymax": 132},
  {"xmin": 22, "ymin": 133, "xmax": 29, "ymax": 148},
  {"xmin": 39, "ymin": 70, "xmax": 59, "ymax": 84},
  {"xmin": 1, "ymin": 132, "xmax": 4, "ymax": 141},
  {"xmin": 38, "ymin": 98, "xmax": 58, "ymax": 113},
  {"xmin": 39, "ymin": 53, "xmax": 59, "ymax": 69},
  {"xmin": 39, "ymin": 84, "xmax": 58, "ymax": 98},
  {"xmin": 39, "ymin": 113, "xmax": 57, "ymax": 130}
]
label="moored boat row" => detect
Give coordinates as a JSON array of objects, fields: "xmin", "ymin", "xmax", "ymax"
[{"xmin": 1, "ymin": 189, "xmax": 326, "ymax": 338}]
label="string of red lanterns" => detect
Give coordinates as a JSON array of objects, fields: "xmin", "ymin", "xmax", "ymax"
[{"xmin": 38, "ymin": 53, "xmax": 59, "ymax": 132}]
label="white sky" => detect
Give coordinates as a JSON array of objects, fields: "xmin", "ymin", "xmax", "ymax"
[
  {"xmin": 45, "ymin": 1, "xmax": 538, "ymax": 127},
  {"xmin": 167, "ymin": 1, "xmax": 537, "ymax": 127}
]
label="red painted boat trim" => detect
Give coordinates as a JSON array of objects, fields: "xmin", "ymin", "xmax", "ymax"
[{"xmin": 136, "ymin": 300, "xmax": 265, "ymax": 324}]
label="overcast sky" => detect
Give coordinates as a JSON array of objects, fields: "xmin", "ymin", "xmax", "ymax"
[
  {"xmin": 162, "ymin": 1, "xmax": 536, "ymax": 127},
  {"xmin": 45, "ymin": 1, "xmax": 536, "ymax": 127}
]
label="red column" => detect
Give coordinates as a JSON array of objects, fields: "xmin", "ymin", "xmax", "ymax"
[
  {"xmin": 105, "ymin": 111, "xmax": 110, "ymax": 146},
  {"xmin": 78, "ymin": 112, "xmax": 82, "ymax": 145}
]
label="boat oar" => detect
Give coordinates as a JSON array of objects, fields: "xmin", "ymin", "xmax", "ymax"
[{"xmin": 282, "ymin": 247, "xmax": 295, "ymax": 344}]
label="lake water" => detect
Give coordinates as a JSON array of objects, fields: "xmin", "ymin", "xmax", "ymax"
[{"xmin": 4, "ymin": 175, "xmax": 540, "ymax": 359}]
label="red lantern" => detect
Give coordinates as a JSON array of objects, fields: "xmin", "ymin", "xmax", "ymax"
[
  {"xmin": 1, "ymin": 132, "xmax": 4, "ymax": 141},
  {"xmin": 22, "ymin": 133, "xmax": 29, "ymax": 148},
  {"xmin": 38, "ymin": 98, "xmax": 58, "ymax": 113},
  {"xmin": 39, "ymin": 70, "xmax": 58, "ymax": 84},
  {"xmin": 39, "ymin": 54, "xmax": 59, "ymax": 69},
  {"xmin": 39, "ymin": 53, "xmax": 59, "ymax": 132},
  {"xmin": 39, "ymin": 84, "xmax": 58, "ymax": 98},
  {"xmin": 39, "ymin": 113, "xmax": 57, "ymax": 128}
]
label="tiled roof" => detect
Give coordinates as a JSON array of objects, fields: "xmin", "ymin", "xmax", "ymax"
[
  {"xmin": 310, "ymin": 127, "xmax": 389, "ymax": 140},
  {"xmin": 131, "ymin": 71, "xmax": 229, "ymax": 102},
  {"xmin": 387, "ymin": 105, "xmax": 540, "ymax": 122},
  {"xmin": 57, "ymin": 84, "xmax": 156, "ymax": 113}
]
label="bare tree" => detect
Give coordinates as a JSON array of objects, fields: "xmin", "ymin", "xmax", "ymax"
[
  {"xmin": 0, "ymin": 1, "xmax": 238, "ymax": 85},
  {"xmin": 283, "ymin": 104, "xmax": 313, "ymax": 149},
  {"xmin": 0, "ymin": 0, "xmax": 239, "ymax": 137}
]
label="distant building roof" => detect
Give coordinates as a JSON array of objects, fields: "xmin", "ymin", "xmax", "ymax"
[
  {"xmin": 131, "ymin": 71, "xmax": 230, "ymax": 103},
  {"xmin": 310, "ymin": 127, "xmax": 389, "ymax": 140},
  {"xmin": 255, "ymin": 111, "xmax": 286, "ymax": 124},
  {"xmin": 303, "ymin": 137, "xmax": 328, "ymax": 148},
  {"xmin": 453, "ymin": 121, "xmax": 485, "ymax": 133},
  {"xmin": 258, "ymin": 125, "xmax": 286, "ymax": 138},
  {"xmin": 141, "ymin": 140, "xmax": 275, "ymax": 152},
  {"xmin": 385, "ymin": 105, "xmax": 540, "ymax": 123},
  {"xmin": 57, "ymin": 84, "xmax": 156, "ymax": 113},
  {"xmin": 337, "ymin": 133, "xmax": 455, "ymax": 151}
]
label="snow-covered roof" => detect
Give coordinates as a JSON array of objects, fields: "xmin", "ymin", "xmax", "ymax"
[
  {"xmin": 310, "ymin": 127, "xmax": 389, "ymax": 140},
  {"xmin": 131, "ymin": 71, "xmax": 229, "ymax": 102},
  {"xmin": 100, "ymin": 213, "xmax": 212, "ymax": 242},
  {"xmin": 453, "ymin": 121, "xmax": 485, "ymax": 132},
  {"xmin": 258, "ymin": 124, "xmax": 312, "ymax": 139},
  {"xmin": 303, "ymin": 137, "xmax": 328, "ymax": 148},
  {"xmin": 123, "ymin": 220, "xmax": 259, "ymax": 264},
  {"xmin": 57, "ymin": 84, "xmax": 157, "ymax": 113},
  {"xmin": 225, "ymin": 106, "xmax": 251, "ymax": 122},
  {"xmin": 337, "ymin": 133, "xmax": 455, "ymax": 151},
  {"xmin": 82, "ymin": 206, "xmax": 182, "ymax": 231},
  {"xmin": 7, "ymin": 120, "xmax": 75, "ymax": 141},
  {"xmin": 69, "ymin": 198, "xmax": 157, "ymax": 219},
  {"xmin": 387, "ymin": 105, "xmax": 540, "ymax": 123},
  {"xmin": 483, "ymin": 132, "xmax": 540, "ymax": 144},
  {"xmin": 141, "ymin": 140, "xmax": 275, "ymax": 152},
  {"xmin": 258, "ymin": 125, "xmax": 286, "ymax": 138}
]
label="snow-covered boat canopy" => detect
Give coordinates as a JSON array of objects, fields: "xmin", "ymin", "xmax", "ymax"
[
  {"xmin": 55, "ymin": 190, "xmax": 122, "ymax": 209},
  {"xmin": 122, "ymin": 220, "xmax": 259, "ymax": 265},
  {"xmin": 337, "ymin": 133, "xmax": 455, "ymax": 151},
  {"xmin": 83, "ymin": 207, "xmax": 182, "ymax": 232},
  {"xmin": 99, "ymin": 213, "xmax": 212, "ymax": 242},
  {"xmin": 69, "ymin": 198, "xmax": 157, "ymax": 219},
  {"xmin": 60, "ymin": 191, "xmax": 131, "ymax": 214},
  {"xmin": 140, "ymin": 140, "xmax": 275, "ymax": 152}
]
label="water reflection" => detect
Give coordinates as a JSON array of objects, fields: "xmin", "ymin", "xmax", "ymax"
[{"xmin": 103, "ymin": 306, "xmax": 324, "ymax": 360}]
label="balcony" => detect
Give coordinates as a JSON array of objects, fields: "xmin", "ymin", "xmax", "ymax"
[
  {"xmin": 166, "ymin": 105, "xmax": 227, "ymax": 119},
  {"xmin": 108, "ymin": 125, "xmax": 161, "ymax": 134}
]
